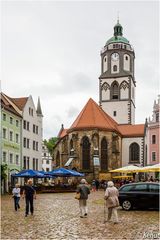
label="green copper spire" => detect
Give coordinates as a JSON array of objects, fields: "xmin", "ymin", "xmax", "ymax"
[
  {"xmin": 114, "ymin": 20, "xmax": 123, "ymax": 37},
  {"xmin": 106, "ymin": 20, "xmax": 129, "ymax": 45}
]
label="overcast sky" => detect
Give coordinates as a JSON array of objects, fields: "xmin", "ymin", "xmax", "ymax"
[{"xmin": 1, "ymin": 1, "xmax": 159, "ymax": 139}]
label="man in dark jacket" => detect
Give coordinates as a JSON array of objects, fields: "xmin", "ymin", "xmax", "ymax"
[
  {"xmin": 22, "ymin": 179, "xmax": 36, "ymax": 217},
  {"xmin": 76, "ymin": 179, "xmax": 90, "ymax": 218}
]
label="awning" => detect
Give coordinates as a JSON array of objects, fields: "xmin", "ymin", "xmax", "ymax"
[{"xmin": 64, "ymin": 158, "xmax": 74, "ymax": 167}]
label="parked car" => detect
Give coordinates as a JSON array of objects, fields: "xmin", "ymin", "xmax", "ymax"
[{"xmin": 118, "ymin": 182, "xmax": 159, "ymax": 210}]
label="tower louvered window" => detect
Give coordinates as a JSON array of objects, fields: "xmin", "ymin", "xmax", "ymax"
[{"xmin": 112, "ymin": 82, "xmax": 119, "ymax": 99}]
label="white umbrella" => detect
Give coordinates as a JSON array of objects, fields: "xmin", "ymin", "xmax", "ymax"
[
  {"xmin": 110, "ymin": 165, "xmax": 140, "ymax": 173},
  {"xmin": 136, "ymin": 163, "xmax": 160, "ymax": 172}
]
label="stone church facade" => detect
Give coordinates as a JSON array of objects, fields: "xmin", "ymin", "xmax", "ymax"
[{"xmin": 53, "ymin": 21, "xmax": 145, "ymax": 181}]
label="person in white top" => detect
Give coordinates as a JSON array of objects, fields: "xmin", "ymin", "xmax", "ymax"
[
  {"xmin": 12, "ymin": 183, "xmax": 21, "ymax": 211},
  {"xmin": 104, "ymin": 181, "xmax": 119, "ymax": 224}
]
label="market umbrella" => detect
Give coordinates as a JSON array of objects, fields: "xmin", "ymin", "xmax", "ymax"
[
  {"xmin": 109, "ymin": 165, "xmax": 141, "ymax": 173},
  {"xmin": 12, "ymin": 169, "xmax": 45, "ymax": 178},
  {"xmin": 39, "ymin": 170, "xmax": 56, "ymax": 178},
  {"xmin": 135, "ymin": 163, "xmax": 160, "ymax": 172},
  {"xmin": 48, "ymin": 168, "xmax": 84, "ymax": 177}
]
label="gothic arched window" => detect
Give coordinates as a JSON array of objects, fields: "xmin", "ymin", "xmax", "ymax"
[
  {"xmin": 70, "ymin": 139, "xmax": 74, "ymax": 155},
  {"xmin": 82, "ymin": 136, "xmax": 90, "ymax": 170},
  {"xmin": 56, "ymin": 151, "xmax": 60, "ymax": 167},
  {"xmin": 129, "ymin": 143, "xmax": 140, "ymax": 163},
  {"xmin": 111, "ymin": 81, "xmax": 119, "ymax": 99},
  {"xmin": 101, "ymin": 138, "xmax": 108, "ymax": 170}
]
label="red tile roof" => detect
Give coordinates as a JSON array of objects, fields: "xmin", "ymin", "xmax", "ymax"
[
  {"xmin": 59, "ymin": 129, "xmax": 68, "ymax": 138},
  {"xmin": 10, "ymin": 97, "xmax": 28, "ymax": 110},
  {"xmin": 1, "ymin": 93, "xmax": 22, "ymax": 117},
  {"xmin": 118, "ymin": 124, "xmax": 144, "ymax": 137},
  {"xmin": 69, "ymin": 98, "xmax": 119, "ymax": 133}
]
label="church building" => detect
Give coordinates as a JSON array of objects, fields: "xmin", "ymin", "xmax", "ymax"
[{"xmin": 53, "ymin": 21, "xmax": 145, "ymax": 181}]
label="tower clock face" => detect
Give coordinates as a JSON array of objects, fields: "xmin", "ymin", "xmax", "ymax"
[{"xmin": 111, "ymin": 53, "xmax": 119, "ymax": 61}]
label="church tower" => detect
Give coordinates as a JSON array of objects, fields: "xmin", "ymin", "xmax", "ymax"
[{"xmin": 99, "ymin": 20, "xmax": 136, "ymax": 124}]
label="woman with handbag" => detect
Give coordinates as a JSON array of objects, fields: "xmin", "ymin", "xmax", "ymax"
[
  {"xmin": 104, "ymin": 181, "xmax": 119, "ymax": 224},
  {"xmin": 76, "ymin": 179, "xmax": 90, "ymax": 218}
]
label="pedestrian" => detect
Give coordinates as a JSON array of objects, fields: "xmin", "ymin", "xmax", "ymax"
[
  {"xmin": 91, "ymin": 179, "xmax": 96, "ymax": 192},
  {"xmin": 76, "ymin": 179, "xmax": 90, "ymax": 218},
  {"xmin": 95, "ymin": 179, "xmax": 100, "ymax": 191},
  {"xmin": 22, "ymin": 179, "xmax": 36, "ymax": 217},
  {"xmin": 104, "ymin": 181, "xmax": 119, "ymax": 224},
  {"xmin": 12, "ymin": 183, "xmax": 21, "ymax": 211}
]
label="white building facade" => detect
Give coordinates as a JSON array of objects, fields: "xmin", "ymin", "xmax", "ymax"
[{"xmin": 42, "ymin": 143, "xmax": 53, "ymax": 172}]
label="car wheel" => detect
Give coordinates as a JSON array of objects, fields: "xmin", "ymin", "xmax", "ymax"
[{"xmin": 122, "ymin": 200, "xmax": 132, "ymax": 210}]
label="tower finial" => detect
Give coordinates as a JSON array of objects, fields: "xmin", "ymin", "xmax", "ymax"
[{"xmin": 117, "ymin": 11, "xmax": 119, "ymax": 23}]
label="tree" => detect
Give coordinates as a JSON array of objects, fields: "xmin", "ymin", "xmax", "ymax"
[
  {"xmin": 1, "ymin": 164, "xmax": 8, "ymax": 181},
  {"xmin": 44, "ymin": 137, "xmax": 58, "ymax": 155}
]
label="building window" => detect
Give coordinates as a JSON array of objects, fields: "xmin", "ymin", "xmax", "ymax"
[
  {"xmin": 156, "ymin": 112, "xmax": 159, "ymax": 122},
  {"xmin": 82, "ymin": 136, "xmax": 90, "ymax": 170},
  {"xmin": 23, "ymin": 138, "xmax": 26, "ymax": 148},
  {"xmin": 36, "ymin": 159, "xmax": 38, "ymax": 170},
  {"xmin": 152, "ymin": 135, "xmax": 156, "ymax": 144},
  {"xmin": 23, "ymin": 156, "xmax": 26, "ymax": 169},
  {"xmin": 44, "ymin": 153, "xmax": 46, "ymax": 157},
  {"xmin": 46, "ymin": 168, "xmax": 49, "ymax": 172},
  {"xmin": 33, "ymin": 124, "xmax": 35, "ymax": 133},
  {"xmin": 16, "ymin": 155, "xmax": 19, "ymax": 165},
  {"xmin": 46, "ymin": 160, "xmax": 49, "ymax": 164},
  {"xmin": 36, "ymin": 142, "xmax": 38, "ymax": 151},
  {"xmin": 33, "ymin": 141, "xmax": 35, "ymax": 150},
  {"xmin": 36, "ymin": 126, "xmax": 38, "ymax": 134},
  {"xmin": 16, "ymin": 134, "xmax": 19, "ymax": 143},
  {"xmin": 10, "ymin": 153, "xmax": 13, "ymax": 164},
  {"xmin": 129, "ymin": 143, "xmax": 140, "ymax": 162},
  {"xmin": 113, "ymin": 65, "xmax": 117, "ymax": 72},
  {"xmin": 10, "ymin": 117, "xmax": 13, "ymax": 124},
  {"xmin": 152, "ymin": 152, "xmax": 156, "ymax": 161},
  {"xmin": 27, "ymin": 157, "xmax": 30, "ymax": 169},
  {"xmin": 23, "ymin": 120, "xmax": 26, "ymax": 129},
  {"xmin": 9, "ymin": 131, "xmax": 13, "ymax": 141},
  {"xmin": 16, "ymin": 120, "xmax": 19, "ymax": 127},
  {"xmin": 3, "ymin": 128, "xmax": 7, "ymax": 139},
  {"xmin": 3, "ymin": 152, "xmax": 7, "ymax": 162},
  {"xmin": 27, "ymin": 122, "xmax": 30, "ymax": 131},
  {"xmin": 33, "ymin": 158, "xmax": 35, "ymax": 170},
  {"xmin": 3, "ymin": 113, "xmax": 6, "ymax": 121},
  {"xmin": 125, "ymin": 56, "xmax": 128, "ymax": 60},
  {"xmin": 27, "ymin": 139, "xmax": 30, "ymax": 148},
  {"xmin": 113, "ymin": 111, "xmax": 116, "ymax": 116},
  {"xmin": 111, "ymin": 82, "xmax": 119, "ymax": 99},
  {"xmin": 101, "ymin": 138, "xmax": 108, "ymax": 170}
]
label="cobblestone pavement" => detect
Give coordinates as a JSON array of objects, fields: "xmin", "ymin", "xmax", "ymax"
[{"xmin": 1, "ymin": 191, "xmax": 159, "ymax": 240}]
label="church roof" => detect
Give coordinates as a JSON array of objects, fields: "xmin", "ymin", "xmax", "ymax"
[
  {"xmin": 68, "ymin": 98, "xmax": 119, "ymax": 133},
  {"xmin": 118, "ymin": 124, "xmax": 145, "ymax": 137}
]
